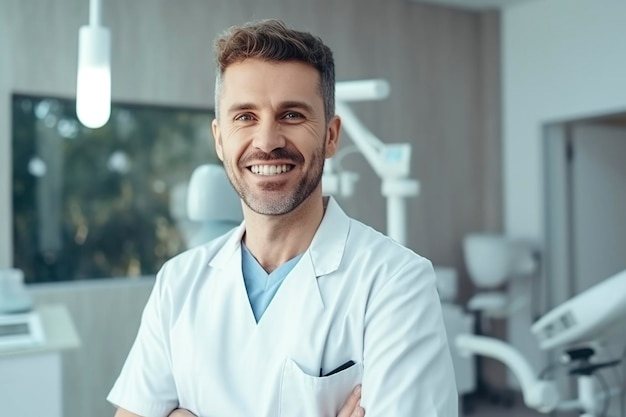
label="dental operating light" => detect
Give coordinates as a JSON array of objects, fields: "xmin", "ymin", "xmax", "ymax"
[
  {"xmin": 335, "ymin": 79, "xmax": 390, "ymax": 102},
  {"xmin": 76, "ymin": 0, "xmax": 111, "ymax": 129},
  {"xmin": 326, "ymin": 79, "xmax": 419, "ymax": 246}
]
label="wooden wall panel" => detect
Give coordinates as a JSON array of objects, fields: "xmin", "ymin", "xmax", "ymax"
[
  {"xmin": 479, "ymin": 12, "xmax": 503, "ymax": 235},
  {"xmin": 30, "ymin": 280, "xmax": 153, "ymax": 417}
]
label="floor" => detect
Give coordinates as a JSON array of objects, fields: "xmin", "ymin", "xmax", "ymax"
[
  {"xmin": 466, "ymin": 396, "xmax": 543, "ymax": 417},
  {"xmin": 464, "ymin": 393, "xmax": 580, "ymax": 417}
]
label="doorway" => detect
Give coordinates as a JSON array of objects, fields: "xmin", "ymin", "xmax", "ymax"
[
  {"xmin": 544, "ymin": 113, "xmax": 626, "ymax": 305},
  {"xmin": 543, "ymin": 112, "xmax": 626, "ymax": 414}
]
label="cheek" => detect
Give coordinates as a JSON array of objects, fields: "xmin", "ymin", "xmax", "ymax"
[
  {"xmin": 298, "ymin": 126, "xmax": 328, "ymax": 158},
  {"xmin": 219, "ymin": 138, "xmax": 249, "ymax": 167}
]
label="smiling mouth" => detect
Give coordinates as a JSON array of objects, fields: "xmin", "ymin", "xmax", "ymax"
[{"xmin": 249, "ymin": 164, "xmax": 294, "ymax": 176}]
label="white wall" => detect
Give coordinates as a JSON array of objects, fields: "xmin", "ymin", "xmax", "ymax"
[
  {"xmin": 502, "ymin": 0, "xmax": 626, "ymax": 386},
  {"xmin": 0, "ymin": 1, "xmax": 12, "ymax": 268},
  {"xmin": 503, "ymin": 0, "xmax": 626, "ymax": 240}
]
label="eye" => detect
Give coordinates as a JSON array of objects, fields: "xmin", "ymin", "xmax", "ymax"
[
  {"xmin": 282, "ymin": 112, "xmax": 304, "ymax": 121},
  {"xmin": 235, "ymin": 113, "xmax": 255, "ymax": 122}
]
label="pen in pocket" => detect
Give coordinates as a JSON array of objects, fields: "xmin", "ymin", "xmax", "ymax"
[{"xmin": 320, "ymin": 360, "xmax": 355, "ymax": 377}]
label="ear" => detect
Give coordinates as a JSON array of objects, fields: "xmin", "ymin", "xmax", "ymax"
[
  {"xmin": 324, "ymin": 115, "xmax": 341, "ymax": 158},
  {"xmin": 212, "ymin": 119, "xmax": 224, "ymax": 161}
]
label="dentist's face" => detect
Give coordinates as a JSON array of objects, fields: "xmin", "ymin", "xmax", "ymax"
[{"xmin": 212, "ymin": 58, "xmax": 339, "ymax": 216}]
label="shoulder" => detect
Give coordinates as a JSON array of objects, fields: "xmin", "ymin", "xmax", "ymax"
[
  {"xmin": 156, "ymin": 228, "xmax": 238, "ymax": 289},
  {"xmin": 346, "ymin": 217, "xmax": 431, "ymax": 267},
  {"xmin": 167, "ymin": 231, "xmax": 233, "ymax": 267},
  {"xmin": 343, "ymin": 217, "xmax": 436, "ymax": 292}
]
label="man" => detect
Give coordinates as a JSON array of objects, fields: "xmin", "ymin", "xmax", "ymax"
[{"xmin": 108, "ymin": 19, "xmax": 457, "ymax": 417}]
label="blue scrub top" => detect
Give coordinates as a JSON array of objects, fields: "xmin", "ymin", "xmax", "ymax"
[{"xmin": 241, "ymin": 243, "xmax": 304, "ymax": 322}]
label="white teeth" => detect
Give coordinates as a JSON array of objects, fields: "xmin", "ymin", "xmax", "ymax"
[{"xmin": 250, "ymin": 164, "xmax": 292, "ymax": 176}]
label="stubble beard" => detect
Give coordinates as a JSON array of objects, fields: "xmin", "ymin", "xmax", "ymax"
[{"xmin": 224, "ymin": 146, "xmax": 326, "ymax": 216}]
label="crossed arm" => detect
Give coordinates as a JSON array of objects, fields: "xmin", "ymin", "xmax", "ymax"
[{"xmin": 113, "ymin": 384, "xmax": 365, "ymax": 417}]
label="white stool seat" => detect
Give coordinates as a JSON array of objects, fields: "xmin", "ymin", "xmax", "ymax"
[{"xmin": 467, "ymin": 292, "xmax": 509, "ymax": 318}]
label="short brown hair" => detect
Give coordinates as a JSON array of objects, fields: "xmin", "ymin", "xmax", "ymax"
[{"xmin": 213, "ymin": 19, "xmax": 335, "ymax": 123}]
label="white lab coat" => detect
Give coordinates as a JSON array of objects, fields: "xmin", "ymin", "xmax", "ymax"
[{"xmin": 108, "ymin": 197, "xmax": 458, "ymax": 417}]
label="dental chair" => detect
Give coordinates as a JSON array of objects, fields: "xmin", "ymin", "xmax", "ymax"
[
  {"xmin": 186, "ymin": 164, "xmax": 242, "ymax": 246},
  {"xmin": 462, "ymin": 234, "xmax": 538, "ymax": 410}
]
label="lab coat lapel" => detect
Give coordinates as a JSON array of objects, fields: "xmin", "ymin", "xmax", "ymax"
[
  {"xmin": 204, "ymin": 197, "xmax": 352, "ymax": 336},
  {"xmin": 209, "ymin": 222, "xmax": 245, "ymax": 269},
  {"xmin": 255, "ymin": 251, "xmax": 323, "ymax": 331},
  {"xmin": 207, "ymin": 222, "xmax": 258, "ymax": 330},
  {"xmin": 256, "ymin": 197, "xmax": 351, "ymax": 337},
  {"xmin": 308, "ymin": 196, "xmax": 350, "ymax": 277}
]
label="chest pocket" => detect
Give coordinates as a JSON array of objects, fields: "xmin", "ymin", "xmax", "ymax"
[{"xmin": 279, "ymin": 358, "xmax": 363, "ymax": 417}]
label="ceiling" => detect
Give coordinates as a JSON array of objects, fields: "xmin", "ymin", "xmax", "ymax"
[{"xmin": 409, "ymin": 0, "xmax": 532, "ymax": 11}]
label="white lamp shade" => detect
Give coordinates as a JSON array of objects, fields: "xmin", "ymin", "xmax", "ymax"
[
  {"xmin": 335, "ymin": 79, "xmax": 390, "ymax": 102},
  {"xmin": 187, "ymin": 164, "xmax": 242, "ymax": 223},
  {"xmin": 76, "ymin": 25, "xmax": 111, "ymax": 128}
]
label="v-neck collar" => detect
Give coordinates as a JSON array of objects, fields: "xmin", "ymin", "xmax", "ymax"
[
  {"xmin": 208, "ymin": 196, "xmax": 350, "ymax": 278},
  {"xmin": 206, "ymin": 197, "xmax": 352, "ymax": 329}
]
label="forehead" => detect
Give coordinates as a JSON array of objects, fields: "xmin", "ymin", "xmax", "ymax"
[{"xmin": 219, "ymin": 58, "xmax": 323, "ymax": 109}]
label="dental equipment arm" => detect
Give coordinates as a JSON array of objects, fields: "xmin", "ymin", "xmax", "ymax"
[
  {"xmin": 329, "ymin": 79, "xmax": 420, "ymax": 246},
  {"xmin": 531, "ymin": 269, "xmax": 626, "ymax": 351},
  {"xmin": 456, "ymin": 334, "xmax": 560, "ymax": 413},
  {"xmin": 456, "ymin": 269, "xmax": 626, "ymax": 414}
]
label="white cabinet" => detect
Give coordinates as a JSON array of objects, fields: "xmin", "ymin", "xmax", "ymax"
[
  {"xmin": 441, "ymin": 303, "xmax": 476, "ymax": 395},
  {"xmin": 0, "ymin": 305, "xmax": 80, "ymax": 417}
]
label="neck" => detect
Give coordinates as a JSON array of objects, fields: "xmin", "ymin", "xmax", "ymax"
[{"xmin": 242, "ymin": 191, "xmax": 325, "ymax": 273}]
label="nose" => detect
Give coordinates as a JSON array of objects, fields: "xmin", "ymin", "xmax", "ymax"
[{"xmin": 252, "ymin": 120, "xmax": 286, "ymax": 153}]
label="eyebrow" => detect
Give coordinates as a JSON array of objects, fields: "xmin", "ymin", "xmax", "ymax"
[
  {"xmin": 226, "ymin": 100, "xmax": 316, "ymax": 115},
  {"xmin": 226, "ymin": 103, "xmax": 258, "ymax": 114},
  {"xmin": 279, "ymin": 101, "xmax": 315, "ymax": 114}
]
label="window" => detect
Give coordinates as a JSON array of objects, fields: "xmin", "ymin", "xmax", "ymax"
[{"xmin": 12, "ymin": 94, "xmax": 218, "ymax": 283}]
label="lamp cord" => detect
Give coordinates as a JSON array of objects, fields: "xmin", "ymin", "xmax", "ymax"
[
  {"xmin": 595, "ymin": 371, "xmax": 610, "ymax": 417},
  {"xmin": 620, "ymin": 345, "xmax": 626, "ymax": 417},
  {"xmin": 531, "ymin": 250, "xmax": 543, "ymax": 321},
  {"xmin": 539, "ymin": 360, "xmax": 564, "ymax": 380},
  {"xmin": 89, "ymin": 0, "xmax": 102, "ymax": 26}
]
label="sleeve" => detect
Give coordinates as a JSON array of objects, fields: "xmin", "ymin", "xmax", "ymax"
[
  {"xmin": 107, "ymin": 264, "xmax": 179, "ymax": 417},
  {"xmin": 360, "ymin": 258, "xmax": 459, "ymax": 417}
]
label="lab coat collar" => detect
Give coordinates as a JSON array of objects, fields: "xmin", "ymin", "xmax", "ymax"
[
  {"xmin": 209, "ymin": 196, "xmax": 349, "ymax": 278},
  {"xmin": 209, "ymin": 222, "xmax": 246, "ymax": 269},
  {"xmin": 308, "ymin": 196, "xmax": 349, "ymax": 277}
]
